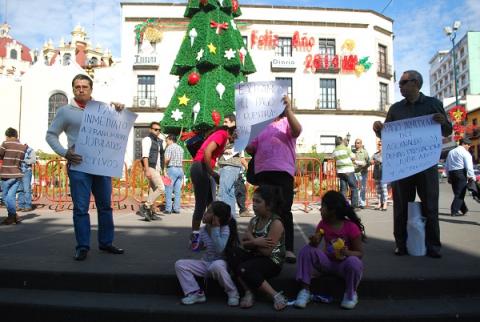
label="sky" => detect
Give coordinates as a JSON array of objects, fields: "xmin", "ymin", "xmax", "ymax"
[{"xmin": 1, "ymin": 0, "xmax": 479, "ymax": 100}]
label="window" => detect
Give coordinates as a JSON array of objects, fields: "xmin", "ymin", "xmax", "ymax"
[
  {"xmin": 137, "ymin": 75, "xmax": 156, "ymax": 98},
  {"xmin": 378, "ymin": 44, "xmax": 387, "ymax": 74},
  {"xmin": 88, "ymin": 57, "xmax": 98, "ymax": 66},
  {"xmin": 133, "ymin": 126, "xmax": 151, "ymax": 160},
  {"xmin": 10, "ymin": 49, "xmax": 17, "ymax": 60},
  {"xmin": 275, "ymin": 77, "xmax": 293, "ymax": 103},
  {"xmin": 63, "ymin": 53, "xmax": 71, "ymax": 66},
  {"xmin": 472, "ymin": 118, "xmax": 477, "ymax": 126},
  {"xmin": 319, "ymin": 135, "xmax": 337, "ymax": 153},
  {"xmin": 319, "ymin": 79, "xmax": 336, "ymax": 109},
  {"xmin": 318, "ymin": 38, "xmax": 335, "ymax": 56},
  {"xmin": 379, "ymin": 83, "xmax": 388, "ymax": 110},
  {"xmin": 275, "ymin": 37, "xmax": 292, "ymax": 57},
  {"xmin": 48, "ymin": 93, "xmax": 68, "ymax": 126}
]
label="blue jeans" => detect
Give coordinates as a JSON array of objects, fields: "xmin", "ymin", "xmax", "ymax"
[
  {"xmin": 218, "ymin": 166, "xmax": 242, "ymax": 217},
  {"xmin": 68, "ymin": 169, "xmax": 114, "ymax": 250},
  {"xmin": 338, "ymin": 172, "xmax": 359, "ymax": 207},
  {"xmin": 355, "ymin": 171, "xmax": 368, "ymax": 207},
  {"xmin": 165, "ymin": 167, "xmax": 184, "ymax": 212},
  {"xmin": 2, "ymin": 178, "xmax": 21, "ymax": 216},
  {"xmin": 17, "ymin": 168, "xmax": 33, "ymax": 209}
]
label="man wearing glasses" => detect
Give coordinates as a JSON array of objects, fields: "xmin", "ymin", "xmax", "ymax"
[
  {"xmin": 140, "ymin": 122, "xmax": 165, "ymax": 221},
  {"xmin": 372, "ymin": 70, "xmax": 452, "ymax": 259}
]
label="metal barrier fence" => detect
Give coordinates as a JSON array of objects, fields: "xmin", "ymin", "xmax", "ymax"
[{"xmin": 28, "ymin": 158, "xmax": 387, "ymax": 212}]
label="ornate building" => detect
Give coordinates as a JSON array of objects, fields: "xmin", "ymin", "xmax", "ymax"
[{"xmin": 0, "ymin": 23, "xmax": 33, "ymax": 77}]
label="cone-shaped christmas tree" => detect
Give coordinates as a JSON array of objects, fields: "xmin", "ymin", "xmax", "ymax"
[{"xmin": 161, "ymin": 0, "xmax": 255, "ymax": 134}]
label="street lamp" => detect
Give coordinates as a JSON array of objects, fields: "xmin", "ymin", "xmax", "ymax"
[
  {"xmin": 444, "ymin": 20, "xmax": 461, "ymax": 106},
  {"xmin": 345, "ymin": 132, "xmax": 351, "ymax": 146}
]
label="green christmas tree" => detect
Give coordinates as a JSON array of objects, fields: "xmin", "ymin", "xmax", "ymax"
[{"xmin": 161, "ymin": 0, "xmax": 256, "ymax": 134}]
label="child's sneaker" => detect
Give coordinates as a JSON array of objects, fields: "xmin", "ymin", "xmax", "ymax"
[
  {"xmin": 294, "ymin": 288, "xmax": 311, "ymax": 309},
  {"xmin": 190, "ymin": 231, "xmax": 200, "ymax": 251},
  {"xmin": 340, "ymin": 292, "xmax": 358, "ymax": 310},
  {"xmin": 227, "ymin": 294, "xmax": 240, "ymax": 307},
  {"xmin": 181, "ymin": 291, "xmax": 206, "ymax": 305}
]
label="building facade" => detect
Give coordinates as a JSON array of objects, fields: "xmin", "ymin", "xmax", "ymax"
[
  {"xmin": 121, "ymin": 2, "xmax": 395, "ymax": 160},
  {"xmin": 429, "ymin": 31, "xmax": 480, "ymax": 102},
  {"xmin": 0, "ymin": 23, "xmax": 33, "ymax": 77}
]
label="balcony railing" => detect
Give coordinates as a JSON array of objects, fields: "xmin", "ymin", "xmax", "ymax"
[
  {"xmin": 377, "ymin": 63, "xmax": 393, "ymax": 79},
  {"xmin": 133, "ymin": 96, "xmax": 158, "ymax": 108}
]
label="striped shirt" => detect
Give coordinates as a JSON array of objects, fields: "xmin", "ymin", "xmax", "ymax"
[
  {"xmin": 165, "ymin": 143, "xmax": 183, "ymax": 167},
  {"xmin": 333, "ymin": 144, "xmax": 355, "ymax": 174},
  {"xmin": 0, "ymin": 140, "xmax": 27, "ymax": 179}
]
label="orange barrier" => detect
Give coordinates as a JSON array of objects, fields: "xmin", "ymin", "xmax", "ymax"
[{"xmin": 26, "ymin": 157, "xmax": 392, "ymax": 212}]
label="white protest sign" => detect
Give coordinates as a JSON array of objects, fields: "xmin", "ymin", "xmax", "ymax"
[
  {"xmin": 381, "ymin": 114, "xmax": 442, "ymax": 183},
  {"xmin": 234, "ymin": 81, "xmax": 288, "ymax": 153},
  {"xmin": 71, "ymin": 101, "xmax": 138, "ymax": 178}
]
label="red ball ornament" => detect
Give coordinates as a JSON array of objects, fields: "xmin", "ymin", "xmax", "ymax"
[
  {"xmin": 232, "ymin": 0, "xmax": 239, "ymax": 12},
  {"xmin": 188, "ymin": 72, "xmax": 200, "ymax": 85},
  {"xmin": 200, "ymin": 0, "xmax": 208, "ymax": 6},
  {"xmin": 211, "ymin": 110, "xmax": 221, "ymax": 126}
]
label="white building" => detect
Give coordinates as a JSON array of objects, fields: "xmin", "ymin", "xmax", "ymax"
[{"xmin": 120, "ymin": 2, "xmax": 395, "ymax": 159}]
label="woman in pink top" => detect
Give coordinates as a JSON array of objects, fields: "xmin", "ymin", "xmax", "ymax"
[
  {"xmin": 190, "ymin": 126, "xmax": 236, "ymax": 251},
  {"xmin": 246, "ymin": 95, "xmax": 302, "ymax": 263}
]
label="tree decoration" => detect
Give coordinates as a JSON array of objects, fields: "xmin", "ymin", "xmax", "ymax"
[
  {"xmin": 211, "ymin": 110, "xmax": 221, "ymax": 126},
  {"xmin": 192, "ymin": 102, "xmax": 201, "ymax": 122},
  {"xmin": 224, "ymin": 48, "xmax": 235, "ymax": 60},
  {"xmin": 210, "ymin": 20, "xmax": 229, "ymax": 34},
  {"xmin": 188, "ymin": 71, "xmax": 200, "ymax": 85},
  {"xmin": 216, "ymin": 83, "xmax": 226, "ymax": 99},
  {"xmin": 171, "ymin": 109, "xmax": 184, "ymax": 121},
  {"xmin": 207, "ymin": 42, "xmax": 217, "ymax": 54},
  {"xmin": 134, "ymin": 18, "xmax": 163, "ymax": 44},
  {"xmin": 196, "ymin": 48, "xmax": 204, "ymax": 61},
  {"xmin": 178, "ymin": 94, "xmax": 190, "ymax": 106},
  {"xmin": 162, "ymin": 0, "xmax": 256, "ymax": 133},
  {"xmin": 354, "ymin": 56, "xmax": 372, "ymax": 77},
  {"xmin": 189, "ymin": 28, "xmax": 198, "ymax": 47}
]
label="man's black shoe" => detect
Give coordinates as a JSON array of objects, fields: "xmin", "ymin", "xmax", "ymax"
[
  {"xmin": 394, "ymin": 247, "xmax": 407, "ymax": 256},
  {"xmin": 173, "ymin": 210, "xmax": 181, "ymax": 214},
  {"xmin": 451, "ymin": 212, "xmax": 465, "ymax": 217},
  {"xmin": 163, "ymin": 210, "xmax": 172, "ymax": 215},
  {"xmin": 99, "ymin": 245, "xmax": 125, "ymax": 254},
  {"xmin": 140, "ymin": 204, "xmax": 152, "ymax": 221},
  {"xmin": 150, "ymin": 213, "xmax": 161, "ymax": 220},
  {"xmin": 426, "ymin": 250, "xmax": 442, "ymax": 258},
  {"xmin": 74, "ymin": 249, "xmax": 88, "ymax": 261}
]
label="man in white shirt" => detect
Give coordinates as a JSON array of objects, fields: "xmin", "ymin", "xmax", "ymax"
[{"xmin": 445, "ymin": 138, "xmax": 475, "ymax": 216}]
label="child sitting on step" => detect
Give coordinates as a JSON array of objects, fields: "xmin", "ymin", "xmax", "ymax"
[
  {"xmin": 175, "ymin": 201, "xmax": 240, "ymax": 306},
  {"xmin": 294, "ymin": 190, "xmax": 366, "ymax": 310}
]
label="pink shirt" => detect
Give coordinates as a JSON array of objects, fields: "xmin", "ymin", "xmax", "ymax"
[
  {"xmin": 193, "ymin": 129, "xmax": 228, "ymax": 168},
  {"xmin": 250, "ymin": 118, "xmax": 297, "ymax": 176},
  {"xmin": 316, "ymin": 220, "xmax": 361, "ymax": 259}
]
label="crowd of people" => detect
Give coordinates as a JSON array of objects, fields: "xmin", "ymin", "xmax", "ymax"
[{"xmin": 0, "ymin": 69, "xmax": 471, "ymax": 310}]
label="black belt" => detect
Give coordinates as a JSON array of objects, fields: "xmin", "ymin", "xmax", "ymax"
[{"xmin": 167, "ymin": 166, "xmax": 182, "ymax": 168}]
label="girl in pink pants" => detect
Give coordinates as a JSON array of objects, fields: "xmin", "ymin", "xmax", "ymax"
[{"xmin": 175, "ymin": 201, "xmax": 240, "ymax": 306}]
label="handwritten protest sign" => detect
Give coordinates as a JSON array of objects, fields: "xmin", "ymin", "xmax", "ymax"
[
  {"xmin": 381, "ymin": 114, "xmax": 442, "ymax": 183},
  {"xmin": 71, "ymin": 101, "xmax": 138, "ymax": 178},
  {"xmin": 233, "ymin": 81, "xmax": 288, "ymax": 153}
]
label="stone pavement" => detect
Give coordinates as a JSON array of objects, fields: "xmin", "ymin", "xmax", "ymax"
[{"xmin": 0, "ymin": 182, "xmax": 479, "ymax": 321}]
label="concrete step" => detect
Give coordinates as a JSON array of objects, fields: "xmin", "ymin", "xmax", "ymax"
[
  {"xmin": 1, "ymin": 268, "xmax": 479, "ymax": 300},
  {"xmin": 0, "ymin": 287, "xmax": 478, "ymax": 322}
]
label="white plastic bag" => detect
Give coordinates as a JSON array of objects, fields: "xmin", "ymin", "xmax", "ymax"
[{"xmin": 407, "ymin": 202, "xmax": 426, "ymax": 256}]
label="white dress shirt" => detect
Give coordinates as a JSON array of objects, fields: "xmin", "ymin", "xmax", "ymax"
[{"xmin": 445, "ymin": 145, "xmax": 475, "ymax": 180}]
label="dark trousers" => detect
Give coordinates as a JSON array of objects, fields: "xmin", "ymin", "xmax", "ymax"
[
  {"xmin": 234, "ymin": 175, "xmax": 247, "ymax": 213},
  {"xmin": 392, "ymin": 165, "xmax": 441, "ymax": 253},
  {"xmin": 256, "ymin": 171, "xmax": 294, "ymax": 252},
  {"xmin": 449, "ymin": 169, "xmax": 468, "ymax": 214},
  {"xmin": 190, "ymin": 162, "xmax": 215, "ymax": 221},
  {"xmin": 228, "ymin": 247, "xmax": 282, "ymax": 290}
]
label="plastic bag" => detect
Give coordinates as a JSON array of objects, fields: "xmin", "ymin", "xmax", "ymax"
[{"xmin": 406, "ymin": 202, "xmax": 426, "ymax": 256}]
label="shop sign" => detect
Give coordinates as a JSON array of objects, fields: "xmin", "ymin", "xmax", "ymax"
[
  {"xmin": 271, "ymin": 57, "xmax": 296, "ymax": 71},
  {"xmin": 133, "ymin": 54, "xmax": 159, "ymax": 66}
]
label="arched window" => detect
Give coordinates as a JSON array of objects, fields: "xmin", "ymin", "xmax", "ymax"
[
  {"xmin": 10, "ymin": 49, "xmax": 17, "ymax": 59},
  {"xmin": 88, "ymin": 57, "xmax": 98, "ymax": 66},
  {"xmin": 48, "ymin": 93, "xmax": 68, "ymax": 126}
]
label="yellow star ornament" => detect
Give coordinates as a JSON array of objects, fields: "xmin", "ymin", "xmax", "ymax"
[
  {"xmin": 178, "ymin": 94, "xmax": 190, "ymax": 106},
  {"xmin": 207, "ymin": 42, "xmax": 217, "ymax": 54},
  {"xmin": 452, "ymin": 109, "xmax": 464, "ymax": 122}
]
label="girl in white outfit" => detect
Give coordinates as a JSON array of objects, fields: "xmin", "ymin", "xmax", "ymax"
[{"xmin": 175, "ymin": 201, "xmax": 239, "ymax": 306}]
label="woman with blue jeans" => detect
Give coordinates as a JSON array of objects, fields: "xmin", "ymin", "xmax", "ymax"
[{"xmin": 18, "ymin": 146, "xmax": 36, "ymax": 211}]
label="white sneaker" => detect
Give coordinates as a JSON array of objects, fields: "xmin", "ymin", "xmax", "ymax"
[
  {"xmin": 294, "ymin": 289, "xmax": 311, "ymax": 309},
  {"xmin": 227, "ymin": 294, "xmax": 240, "ymax": 307},
  {"xmin": 181, "ymin": 291, "xmax": 206, "ymax": 305},
  {"xmin": 340, "ymin": 292, "xmax": 358, "ymax": 309}
]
